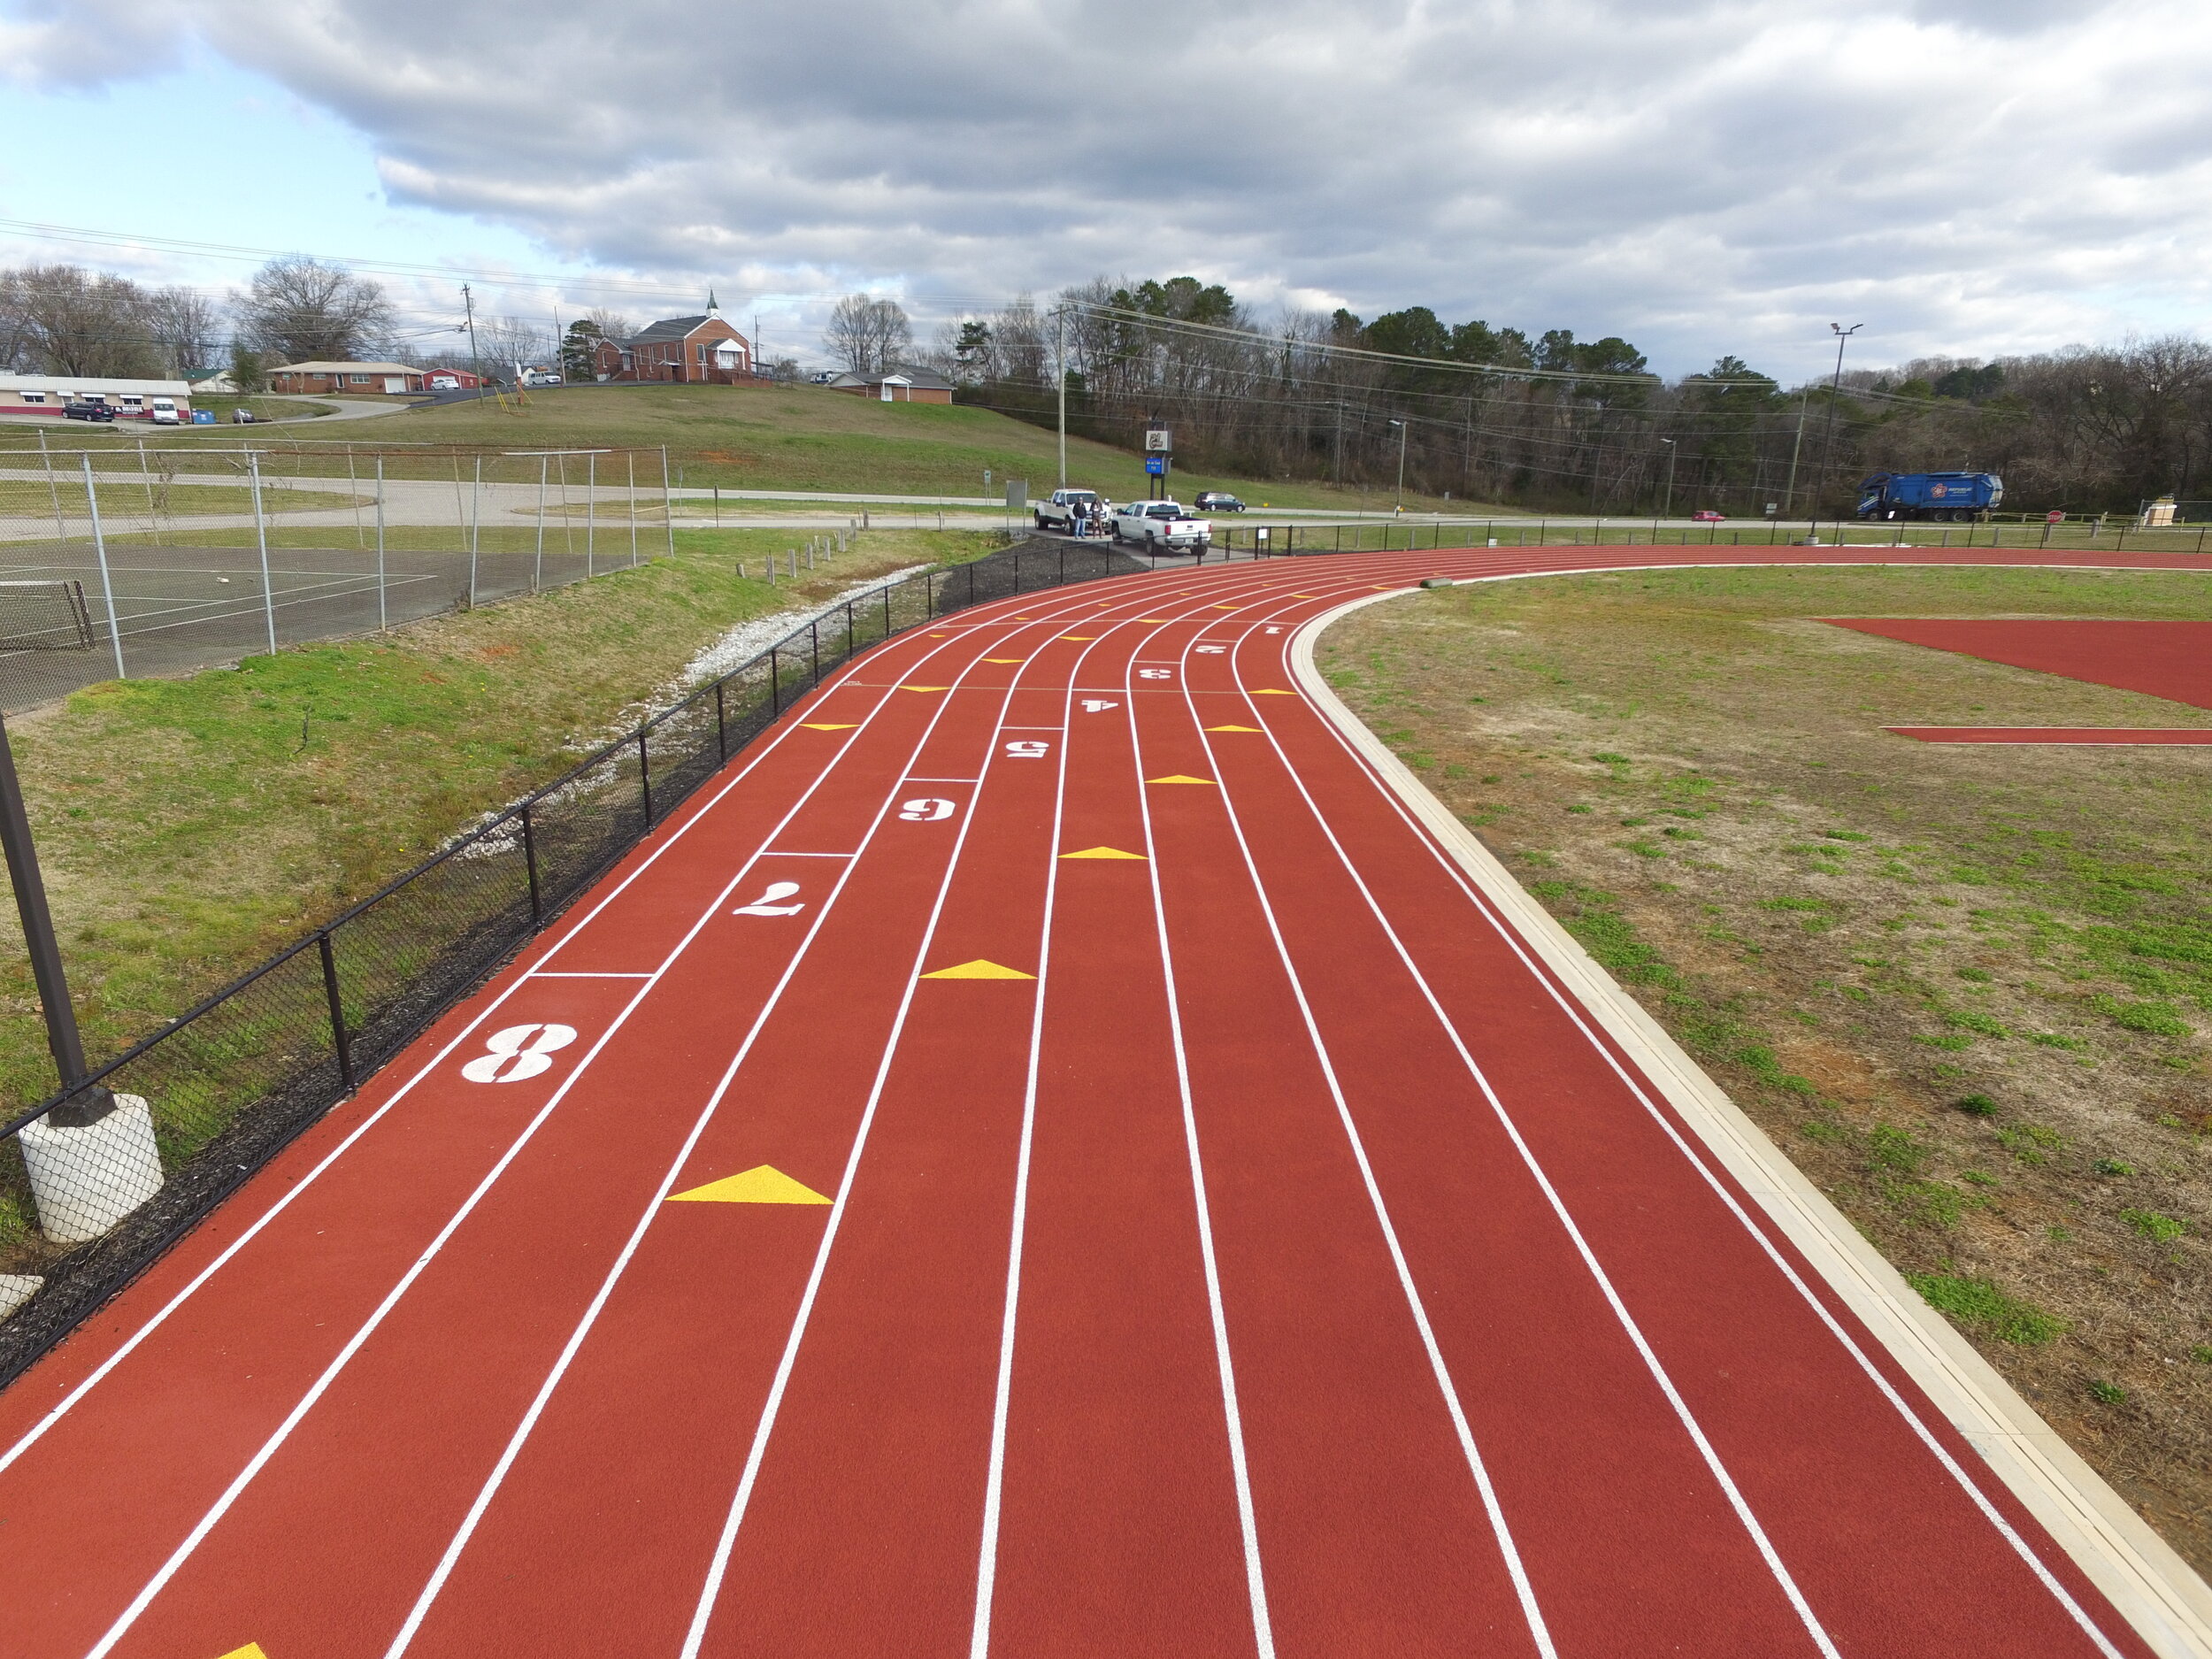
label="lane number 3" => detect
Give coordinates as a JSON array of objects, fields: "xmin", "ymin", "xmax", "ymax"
[{"xmin": 462, "ymin": 1023, "xmax": 579, "ymax": 1084}]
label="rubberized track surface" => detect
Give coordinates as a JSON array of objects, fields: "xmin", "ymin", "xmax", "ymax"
[
  {"xmin": 1826, "ymin": 618, "xmax": 2212, "ymax": 710},
  {"xmin": 3, "ymin": 548, "xmax": 2207, "ymax": 1659}
]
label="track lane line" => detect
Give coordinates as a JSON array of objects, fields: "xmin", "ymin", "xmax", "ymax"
[
  {"xmin": 0, "ymin": 600, "xmax": 1010, "ymax": 1479},
  {"xmin": 672, "ymin": 580, "xmax": 1225, "ymax": 1655},
  {"xmin": 1161, "ymin": 586, "xmax": 1560, "ymax": 1659},
  {"xmin": 58, "ymin": 586, "xmax": 1129, "ymax": 1656}
]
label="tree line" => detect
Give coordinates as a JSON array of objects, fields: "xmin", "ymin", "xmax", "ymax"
[{"xmin": 930, "ymin": 279, "xmax": 2212, "ymax": 515}]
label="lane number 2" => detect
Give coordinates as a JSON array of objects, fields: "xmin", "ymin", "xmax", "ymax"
[
  {"xmin": 733, "ymin": 880, "xmax": 805, "ymax": 917},
  {"xmin": 1005, "ymin": 740, "xmax": 1051, "ymax": 759},
  {"xmin": 900, "ymin": 797, "xmax": 956, "ymax": 821},
  {"xmin": 462, "ymin": 1023, "xmax": 578, "ymax": 1084}
]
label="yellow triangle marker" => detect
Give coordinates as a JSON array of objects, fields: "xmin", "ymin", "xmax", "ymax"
[
  {"xmin": 984, "ymin": 657, "xmax": 1025, "ymax": 664},
  {"xmin": 902, "ymin": 685, "xmax": 950, "ymax": 693},
  {"xmin": 1060, "ymin": 635, "xmax": 1097, "ymax": 641},
  {"xmin": 213, "ymin": 1647, "xmax": 269, "ymax": 1659},
  {"xmin": 1251, "ymin": 689, "xmax": 1297, "ymax": 696},
  {"xmin": 1139, "ymin": 618, "xmax": 1168, "ymax": 624},
  {"xmin": 1061, "ymin": 846, "xmax": 1147, "ymax": 860},
  {"xmin": 1208, "ymin": 724, "xmax": 1263, "ymax": 732},
  {"xmin": 802, "ymin": 722, "xmax": 856, "ymax": 731},
  {"xmin": 921, "ymin": 959, "xmax": 1036, "ymax": 980},
  {"xmin": 1293, "ymin": 593, "xmax": 1318, "ymax": 599},
  {"xmin": 668, "ymin": 1165, "xmax": 832, "ymax": 1206},
  {"xmin": 1210, "ymin": 604, "xmax": 1240, "ymax": 610},
  {"xmin": 1148, "ymin": 774, "xmax": 1215, "ymax": 786}
]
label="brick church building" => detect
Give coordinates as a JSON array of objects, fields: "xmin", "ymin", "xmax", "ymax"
[{"xmin": 593, "ymin": 296, "xmax": 754, "ymax": 384}]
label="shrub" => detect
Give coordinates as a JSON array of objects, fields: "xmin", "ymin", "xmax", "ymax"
[
  {"xmin": 1954, "ymin": 1094, "xmax": 2000, "ymax": 1117},
  {"xmin": 1907, "ymin": 1272, "xmax": 2065, "ymax": 1343},
  {"xmin": 2121, "ymin": 1210, "xmax": 2187, "ymax": 1243}
]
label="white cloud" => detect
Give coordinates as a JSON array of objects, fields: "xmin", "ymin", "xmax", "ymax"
[{"xmin": 12, "ymin": 0, "xmax": 2212, "ymax": 377}]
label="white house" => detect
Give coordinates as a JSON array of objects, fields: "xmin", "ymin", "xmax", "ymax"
[{"xmin": 0, "ymin": 375, "xmax": 197, "ymax": 420}]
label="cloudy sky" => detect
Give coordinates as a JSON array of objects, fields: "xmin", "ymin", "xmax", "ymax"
[{"xmin": 5, "ymin": 0, "xmax": 2208, "ymax": 380}]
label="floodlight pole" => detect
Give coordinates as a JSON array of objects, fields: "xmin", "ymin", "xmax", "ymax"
[
  {"xmin": 1056, "ymin": 306, "xmax": 1068, "ymax": 488},
  {"xmin": 0, "ymin": 710, "xmax": 110, "ymax": 1125}
]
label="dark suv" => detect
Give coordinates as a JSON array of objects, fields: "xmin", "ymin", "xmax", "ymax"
[{"xmin": 1194, "ymin": 491, "xmax": 1245, "ymax": 512}]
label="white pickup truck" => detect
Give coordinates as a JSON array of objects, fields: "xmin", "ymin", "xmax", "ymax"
[
  {"xmin": 1032, "ymin": 488, "xmax": 1104, "ymax": 534},
  {"xmin": 1111, "ymin": 499, "xmax": 1211, "ymax": 554}
]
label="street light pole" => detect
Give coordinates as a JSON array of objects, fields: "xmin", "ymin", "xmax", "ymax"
[
  {"xmin": 0, "ymin": 711, "xmax": 109, "ymax": 1125},
  {"xmin": 1056, "ymin": 305, "xmax": 1068, "ymax": 488},
  {"xmin": 1659, "ymin": 438, "xmax": 1678, "ymax": 518},
  {"xmin": 1816, "ymin": 322, "xmax": 1863, "ymax": 511},
  {"xmin": 1389, "ymin": 418, "xmax": 1408, "ymax": 510}
]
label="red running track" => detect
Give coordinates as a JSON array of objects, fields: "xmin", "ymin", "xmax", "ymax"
[
  {"xmin": 1825, "ymin": 618, "xmax": 2212, "ymax": 710},
  {"xmin": 1888, "ymin": 727, "xmax": 2212, "ymax": 745},
  {"xmin": 1, "ymin": 546, "xmax": 2204, "ymax": 1659}
]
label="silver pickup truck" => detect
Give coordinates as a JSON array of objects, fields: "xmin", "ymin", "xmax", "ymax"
[
  {"xmin": 1032, "ymin": 488, "xmax": 1105, "ymax": 533},
  {"xmin": 1110, "ymin": 499, "xmax": 1212, "ymax": 553}
]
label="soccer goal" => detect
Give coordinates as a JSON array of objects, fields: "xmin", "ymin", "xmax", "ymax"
[{"xmin": 0, "ymin": 580, "xmax": 96, "ymax": 655}]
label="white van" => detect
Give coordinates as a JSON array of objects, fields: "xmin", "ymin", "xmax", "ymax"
[{"xmin": 149, "ymin": 397, "xmax": 181, "ymax": 426}]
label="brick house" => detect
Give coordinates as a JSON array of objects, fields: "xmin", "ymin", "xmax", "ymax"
[
  {"xmin": 592, "ymin": 296, "xmax": 755, "ymax": 384},
  {"xmin": 268, "ymin": 361, "xmax": 428, "ymax": 396},
  {"xmin": 826, "ymin": 365, "xmax": 955, "ymax": 404}
]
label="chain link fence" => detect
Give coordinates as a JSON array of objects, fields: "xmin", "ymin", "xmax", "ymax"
[
  {"xmin": 0, "ymin": 440, "xmax": 679, "ymax": 711},
  {"xmin": 0, "ymin": 537, "xmax": 1142, "ymax": 1383}
]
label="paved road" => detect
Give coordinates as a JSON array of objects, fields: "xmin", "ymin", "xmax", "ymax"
[{"xmin": 2, "ymin": 543, "xmax": 2205, "ymax": 1658}]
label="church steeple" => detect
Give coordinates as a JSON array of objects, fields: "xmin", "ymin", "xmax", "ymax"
[{"xmin": 706, "ymin": 288, "xmax": 720, "ymax": 316}]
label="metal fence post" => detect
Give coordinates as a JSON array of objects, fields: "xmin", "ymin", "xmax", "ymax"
[
  {"xmin": 470, "ymin": 455, "xmax": 483, "ymax": 605},
  {"xmin": 318, "ymin": 932, "xmax": 356, "ymax": 1094},
  {"xmin": 810, "ymin": 620, "xmax": 820, "ymax": 687},
  {"xmin": 79, "ymin": 457, "xmax": 127, "ymax": 679},
  {"xmin": 714, "ymin": 680, "xmax": 727, "ymax": 764},
  {"xmin": 769, "ymin": 646, "xmax": 781, "ymax": 713},
  {"xmin": 661, "ymin": 446, "xmax": 676, "ymax": 559},
  {"xmin": 628, "ymin": 451, "xmax": 640, "ymax": 568},
  {"xmin": 534, "ymin": 455, "xmax": 548, "ymax": 591},
  {"xmin": 521, "ymin": 803, "xmax": 543, "ymax": 928},
  {"xmin": 587, "ymin": 452, "xmax": 596, "ymax": 576},
  {"xmin": 249, "ymin": 450, "xmax": 278, "ymax": 655},
  {"xmin": 637, "ymin": 730, "xmax": 653, "ymax": 823},
  {"xmin": 375, "ymin": 455, "xmax": 388, "ymax": 629}
]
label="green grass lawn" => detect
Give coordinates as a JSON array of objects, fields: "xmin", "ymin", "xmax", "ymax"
[{"xmin": 11, "ymin": 383, "xmax": 1508, "ymax": 514}]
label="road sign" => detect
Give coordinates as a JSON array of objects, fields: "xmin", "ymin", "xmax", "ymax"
[{"xmin": 1145, "ymin": 456, "xmax": 1166, "ymax": 477}]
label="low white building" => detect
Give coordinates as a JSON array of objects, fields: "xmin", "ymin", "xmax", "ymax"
[{"xmin": 0, "ymin": 374, "xmax": 198, "ymax": 421}]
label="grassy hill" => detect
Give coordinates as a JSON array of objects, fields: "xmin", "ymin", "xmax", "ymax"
[{"xmin": 286, "ymin": 384, "xmax": 1509, "ymax": 513}]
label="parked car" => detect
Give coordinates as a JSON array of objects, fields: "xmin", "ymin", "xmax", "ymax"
[
  {"xmin": 1194, "ymin": 491, "xmax": 1246, "ymax": 512},
  {"xmin": 230, "ymin": 407, "xmax": 259, "ymax": 424},
  {"xmin": 1690, "ymin": 509, "xmax": 1724, "ymax": 523},
  {"xmin": 1111, "ymin": 499, "xmax": 1212, "ymax": 553},
  {"xmin": 808, "ymin": 370, "xmax": 838, "ymax": 385},
  {"xmin": 62, "ymin": 401, "xmax": 115, "ymax": 422}
]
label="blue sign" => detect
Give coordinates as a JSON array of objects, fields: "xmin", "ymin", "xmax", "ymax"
[{"xmin": 1144, "ymin": 455, "xmax": 1166, "ymax": 476}]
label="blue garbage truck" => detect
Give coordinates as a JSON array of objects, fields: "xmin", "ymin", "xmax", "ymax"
[{"xmin": 1855, "ymin": 471, "xmax": 2003, "ymax": 522}]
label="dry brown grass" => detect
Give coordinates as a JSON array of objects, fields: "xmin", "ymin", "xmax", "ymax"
[{"xmin": 1319, "ymin": 563, "xmax": 2212, "ymax": 1572}]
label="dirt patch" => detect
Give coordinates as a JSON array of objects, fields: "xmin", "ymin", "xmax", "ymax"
[{"xmin": 1318, "ymin": 563, "xmax": 2212, "ymax": 1574}]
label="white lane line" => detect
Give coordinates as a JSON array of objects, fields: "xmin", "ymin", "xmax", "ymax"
[
  {"xmin": 526, "ymin": 972, "xmax": 651, "ymax": 979},
  {"xmin": 0, "ymin": 608, "xmax": 977, "ymax": 1481},
  {"xmin": 382, "ymin": 634, "xmax": 1002, "ymax": 1656},
  {"xmin": 965, "ymin": 573, "xmax": 1288, "ymax": 1658},
  {"xmin": 1219, "ymin": 605, "xmax": 1842, "ymax": 1659},
  {"xmin": 675, "ymin": 628, "xmax": 1077, "ymax": 1658},
  {"xmin": 1171, "ymin": 595, "xmax": 1558, "ymax": 1659},
  {"xmin": 38, "ymin": 594, "xmax": 1119, "ymax": 1642},
  {"xmin": 1281, "ymin": 587, "xmax": 2135, "ymax": 1658},
  {"xmin": 1125, "ymin": 624, "xmax": 1279, "ymax": 1659}
]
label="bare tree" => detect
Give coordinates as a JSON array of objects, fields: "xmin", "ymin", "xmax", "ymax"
[
  {"xmin": 234, "ymin": 256, "xmax": 394, "ymax": 365},
  {"xmin": 144, "ymin": 286, "xmax": 221, "ymax": 373},
  {"xmin": 586, "ymin": 308, "xmax": 633, "ymax": 343},
  {"xmin": 826, "ymin": 295, "xmax": 911, "ymax": 376},
  {"xmin": 1, "ymin": 265, "xmax": 161, "ymax": 377}
]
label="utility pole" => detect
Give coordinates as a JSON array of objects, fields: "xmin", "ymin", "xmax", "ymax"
[
  {"xmin": 1816, "ymin": 323, "xmax": 1863, "ymax": 510},
  {"xmin": 461, "ymin": 282, "xmax": 486, "ymax": 400},
  {"xmin": 1659, "ymin": 438, "xmax": 1678, "ymax": 518},
  {"xmin": 1388, "ymin": 419, "xmax": 1409, "ymax": 510},
  {"xmin": 0, "ymin": 711, "xmax": 110, "ymax": 1125},
  {"xmin": 1056, "ymin": 304, "xmax": 1068, "ymax": 488},
  {"xmin": 1782, "ymin": 388, "xmax": 1811, "ymax": 514}
]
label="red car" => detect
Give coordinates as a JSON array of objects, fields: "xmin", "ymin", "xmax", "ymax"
[{"xmin": 1690, "ymin": 509, "xmax": 1725, "ymax": 523}]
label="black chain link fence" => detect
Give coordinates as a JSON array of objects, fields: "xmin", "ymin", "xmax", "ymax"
[{"xmin": 0, "ymin": 538, "xmax": 1145, "ymax": 1387}]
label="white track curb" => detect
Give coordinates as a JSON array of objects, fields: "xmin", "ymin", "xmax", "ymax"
[{"xmin": 1292, "ymin": 587, "xmax": 2212, "ymax": 1659}]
